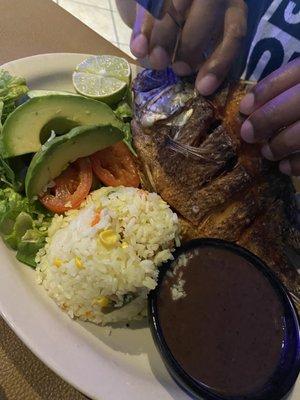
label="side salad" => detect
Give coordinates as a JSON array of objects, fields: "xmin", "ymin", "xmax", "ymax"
[{"xmin": 0, "ymin": 55, "xmax": 139, "ymax": 267}]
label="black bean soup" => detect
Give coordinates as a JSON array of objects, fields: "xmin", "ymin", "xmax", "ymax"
[{"xmin": 157, "ymin": 246, "xmax": 285, "ymax": 396}]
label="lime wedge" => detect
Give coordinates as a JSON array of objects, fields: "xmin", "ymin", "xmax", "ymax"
[{"xmin": 73, "ymin": 55, "xmax": 131, "ymax": 105}]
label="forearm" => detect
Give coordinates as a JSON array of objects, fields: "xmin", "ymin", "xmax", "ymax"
[{"xmin": 115, "ymin": 0, "xmax": 136, "ymax": 28}]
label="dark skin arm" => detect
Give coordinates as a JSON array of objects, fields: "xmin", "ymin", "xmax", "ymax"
[
  {"xmin": 116, "ymin": 2, "xmax": 300, "ymax": 177},
  {"xmin": 240, "ymin": 59, "xmax": 300, "ymax": 176},
  {"xmin": 116, "ymin": 0, "xmax": 248, "ymax": 95}
]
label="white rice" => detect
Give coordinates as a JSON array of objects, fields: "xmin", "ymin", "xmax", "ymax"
[{"xmin": 36, "ymin": 187, "xmax": 180, "ymax": 324}]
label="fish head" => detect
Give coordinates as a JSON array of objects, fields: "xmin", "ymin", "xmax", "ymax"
[{"xmin": 132, "ymin": 68, "xmax": 197, "ymax": 127}]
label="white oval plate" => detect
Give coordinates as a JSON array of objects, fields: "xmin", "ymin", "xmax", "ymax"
[{"xmin": 0, "ymin": 53, "xmax": 299, "ymax": 400}]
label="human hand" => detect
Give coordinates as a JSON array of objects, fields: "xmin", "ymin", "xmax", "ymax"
[
  {"xmin": 240, "ymin": 59, "xmax": 300, "ymax": 176},
  {"xmin": 130, "ymin": 0, "xmax": 248, "ymax": 96}
]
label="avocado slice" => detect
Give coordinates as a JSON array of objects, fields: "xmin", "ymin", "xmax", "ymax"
[
  {"xmin": 2, "ymin": 94, "xmax": 122, "ymax": 158},
  {"xmin": 25, "ymin": 124, "xmax": 123, "ymax": 200}
]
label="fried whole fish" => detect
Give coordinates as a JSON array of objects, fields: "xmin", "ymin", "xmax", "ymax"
[{"xmin": 132, "ymin": 69, "xmax": 300, "ymax": 308}]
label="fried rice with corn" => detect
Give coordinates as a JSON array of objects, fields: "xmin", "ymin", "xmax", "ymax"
[{"xmin": 36, "ymin": 187, "xmax": 180, "ymax": 324}]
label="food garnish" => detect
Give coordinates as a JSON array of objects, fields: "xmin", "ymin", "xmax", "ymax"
[
  {"xmin": 36, "ymin": 187, "xmax": 180, "ymax": 325},
  {"xmin": 2, "ymin": 94, "xmax": 123, "ymax": 158},
  {"xmin": 132, "ymin": 68, "xmax": 300, "ymax": 308},
  {"xmin": 73, "ymin": 55, "xmax": 131, "ymax": 105},
  {"xmin": 25, "ymin": 124, "xmax": 123, "ymax": 200},
  {"xmin": 0, "ymin": 69, "xmax": 28, "ymax": 128},
  {"xmin": 0, "ymin": 62, "xmax": 136, "ymax": 269},
  {"xmin": 90, "ymin": 141, "xmax": 140, "ymax": 187},
  {"xmin": 39, "ymin": 158, "xmax": 93, "ymax": 214}
]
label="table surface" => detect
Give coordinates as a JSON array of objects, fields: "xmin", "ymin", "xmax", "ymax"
[{"xmin": 0, "ymin": 1, "xmax": 133, "ymax": 399}]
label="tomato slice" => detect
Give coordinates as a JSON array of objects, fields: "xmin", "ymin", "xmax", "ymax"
[
  {"xmin": 39, "ymin": 158, "xmax": 93, "ymax": 214},
  {"xmin": 90, "ymin": 141, "xmax": 140, "ymax": 187}
]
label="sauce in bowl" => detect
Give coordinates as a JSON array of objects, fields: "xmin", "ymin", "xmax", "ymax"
[{"xmin": 149, "ymin": 239, "xmax": 300, "ymax": 400}]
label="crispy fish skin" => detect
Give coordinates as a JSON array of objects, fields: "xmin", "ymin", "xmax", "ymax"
[
  {"xmin": 171, "ymin": 97, "xmax": 215, "ymax": 146},
  {"xmin": 133, "ymin": 121, "xmax": 238, "ymax": 224},
  {"xmin": 132, "ymin": 77, "xmax": 300, "ymax": 309},
  {"xmin": 179, "ymin": 165, "xmax": 253, "ymax": 223},
  {"xmin": 238, "ymin": 201, "xmax": 300, "ymax": 301}
]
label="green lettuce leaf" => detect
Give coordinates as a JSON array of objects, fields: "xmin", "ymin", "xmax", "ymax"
[
  {"xmin": 4, "ymin": 212, "xmax": 33, "ymax": 249},
  {"xmin": 16, "ymin": 227, "xmax": 48, "ymax": 268},
  {"xmin": 0, "ymin": 101, "xmax": 3, "ymax": 132},
  {"xmin": 0, "ymin": 69, "xmax": 28, "ymax": 124},
  {"xmin": 0, "ymin": 156, "xmax": 22, "ymax": 191},
  {"xmin": 0, "ymin": 187, "xmax": 52, "ymax": 267},
  {"xmin": 114, "ymin": 101, "xmax": 132, "ymax": 121},
  {"xmin": 0, "ymin": 70, "xmax": 29, "ymax": 185},
  {"xmin": 123, "ymin": 122, "xmax": 137, "ymax": 157},
  {"xmin": 113, "ymin": 91, "xmax": 136, "ymax": 156}
]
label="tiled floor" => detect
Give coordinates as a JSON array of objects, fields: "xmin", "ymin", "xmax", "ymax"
[{"xmin": 53, "ymin": 0, "xmax": 133, "ymax": 56}]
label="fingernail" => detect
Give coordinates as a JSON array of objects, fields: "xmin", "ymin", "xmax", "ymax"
[
  {"xmin": 240, "ymin": 93, "xmax": 255, "ymax": 115},
  {"xmin": 279, "ymin": 159, "xmax": 292, "ymax": 175},
  {"xmin": 197, "ymin": 74, "xmax": 219, "ymax": 96},
  {"xmin": 130, "ymin": 33, "xmax": 148, "ymax": 58},
  {"xmin": 172, "ymin": 61, "xmax": 192, "ymax": 76},
  {"xmin": 241, "ymin": 120, "xmax": 255, "ymax": 143},
  {"xmin": 149, "ymin": 46, "xmax": 170, "ymax": 70},
  {"xmin": 261, "ymin": 144, "xmax": 274, "ymax": 160}
]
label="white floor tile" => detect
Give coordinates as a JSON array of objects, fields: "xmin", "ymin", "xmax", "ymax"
[
  {"xmin": 75, "ymin": 0, "xmax": 110, "ymax": 9},
  {"xmin": 54, "ymin": 0, "xmax": 135, "ymax": 57},
  {"xmin": 57, "ymin": 0, "xmax": 110, "ymax": 9},
  {"xmin": 58, "ymin": 0, "xmax": 117, "ymax": 43},
  {"xmin": 112, "ymin": 10, "xmax": 132, "ymax": 45},
  {"xmin": 110, "ymin": 0, "xmax": 118, "ymax": 11}
]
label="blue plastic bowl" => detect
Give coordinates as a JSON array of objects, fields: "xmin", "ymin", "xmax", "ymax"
[{"xmin": 148, "ymin": 238, "xmax": 300, "ymax": 400}]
